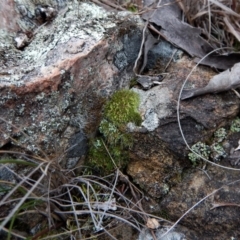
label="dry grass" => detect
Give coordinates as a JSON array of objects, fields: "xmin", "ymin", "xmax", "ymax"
[
  {"xmin": 108, "ymin": 0, "xmax": 240, "ymax": 51},
  {"xmin": 177, "ymin": 0, "xmax": 240, "ymax": 50},
  {"xmin": 0, "ymin": 119, "xmax": 171, "ymax": 239}
]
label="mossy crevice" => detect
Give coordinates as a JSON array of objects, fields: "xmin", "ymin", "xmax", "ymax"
[{"xmin": 87, "ymin": 89, "xmax": 142, "ymax": 174}]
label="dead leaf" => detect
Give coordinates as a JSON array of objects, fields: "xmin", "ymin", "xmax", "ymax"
[
  {"xmin": 181, "ymin": 62, "xmax": 240, "ymax": 100},
  {"xmin": 142, "ymin": 0, "xmax": 213, "ymax": 58},
  {"xmin": 194, "ymin": 53, "xmax": 240, "ymax": 70},
  {"xmin": 142, "ymin": 0, "xmax": 240, "ymax": 69}
]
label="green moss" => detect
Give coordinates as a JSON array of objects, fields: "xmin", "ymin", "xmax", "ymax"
[
  {"xmin": 127, "ymin": 4, "xmax": 138, "ymax": 12},
  {"xmin": 99, "ymin": 119, "xmax": 133, "ymax": 148},
  {"xmin": 87, "ymin": 89, "xmax": 142, "ymax": 175},
  {"xmin": 104, "ymin": 89, "xmax": 142, "ymax": 126},
  {"xmin": 88, "ymin": 138, "xmax": 128, "ymax": 174},
  {"xmin": 129, "ymin": 77, "xmax": 138, "ymax": 88}
]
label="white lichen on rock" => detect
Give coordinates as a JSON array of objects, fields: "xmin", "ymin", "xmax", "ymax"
[
  {"xmin": 1, "ymin": 0, "xmax": 116, "ymax": 86},
  {"xmin": 132, "ymin": 86, "xmax": 172, "ymax": 131}
]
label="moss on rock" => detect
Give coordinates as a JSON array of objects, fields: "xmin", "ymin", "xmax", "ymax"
[
  {"xmin": 87, "ymin": 89, "xmax": 142, "ymax": 174},
  {"xmin": 104, "ymin": 89, "xmax": 142, "ymax": 126}
]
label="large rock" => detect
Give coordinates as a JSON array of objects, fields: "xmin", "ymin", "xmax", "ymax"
[
  {"xmin": 126, "ymin": 46, "xmax": 240, "ymax": 238},
  {"xmin": 0, "ymin": 0, "xmax": 142, "ymax": 167},
  {"xmin": 159, "ymin": 165, "xmax": 240, "ymax": 239}
]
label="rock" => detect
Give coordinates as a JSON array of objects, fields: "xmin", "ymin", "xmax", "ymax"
[
  {"xmin": 159, "ymin": 166, "xmax": 240, "ymax": 239},
  {"xmin": 127, "ymin": 46, "xmax": 240, "ymax": 237},
  {"xmin": 64, "ymin": 130, "xmax": 87, "ymax": 169},
  {"xmin": 138, "ymin": 228, "xmax": 186, "ymax": 240},
  {"xmin": 0, "ymin": 1, "xmax": 143, "ymax": 168},
  {"xmin": 127, "ymin": 133, "xmax": 187, "ymax": 199},
  {"xmin": 133, "ymin": 54, "xmax": 240, "ymax": 158},
  {"xmin": 133, "ymin": 85, "xmax": 173, "ymax": 132}
]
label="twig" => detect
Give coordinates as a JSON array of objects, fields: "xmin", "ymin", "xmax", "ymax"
[{"xmin": 210, "ymin": 202, "xmax": 240, "ymax": 210}]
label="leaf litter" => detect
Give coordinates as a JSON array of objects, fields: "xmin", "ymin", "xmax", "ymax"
[{"xmin": 103, "ymin": 0, "xmax": 240, "ymax": 75}]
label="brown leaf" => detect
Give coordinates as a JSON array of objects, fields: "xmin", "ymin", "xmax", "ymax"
[
  {"xmin": 142, "ymin": 0, "xmax": 240, "ymax": 69},
  {"xmin": 181, "ymin": 62, "xmax": 240, "ymax": 100},
  {"xmin": 142, "ymin": 0, "xmax": 213, "ymax": 58}
]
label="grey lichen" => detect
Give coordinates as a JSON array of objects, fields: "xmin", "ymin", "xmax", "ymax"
[
  {"xmin": 188, "ymin": 142, "xmax": 211, "ymax": 166},
  {"xmin": 230, "ymin": 117, "xmax": 240, "ymax": 132},
  {"xmin": 214, "ymin": 127, "xmax": 227, "ymax": 142},
  {"xmin": 1, "ymin": 0, "xmax": 116, "ymax": 86},
  {"xmin": 210, "ymin": 143, "xmax": 227, "ymax": 161}
]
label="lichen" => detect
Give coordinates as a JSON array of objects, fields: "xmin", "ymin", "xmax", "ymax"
[
  {"xmin": 230, "ymin": 117, "xmax": 240, "ymax": 132},
  {"xmin": 188, "ymin": 142, "xmax": 211, "ymax": 166},
  {"xmin": 210, "ymin": 143, "xmax": 227, "ymax": 161},
  {"xmin": 88, "ymin": 89, "xmax": 142, "ymax": 174},
  {"xmin": 214, "ymin": 127, "xmax": 227, "ymax": 142},
  {"xmin": 188, "ymin": 126, "xmax": 229, "ymax": 165}
]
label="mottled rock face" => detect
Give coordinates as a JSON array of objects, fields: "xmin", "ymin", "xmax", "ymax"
[
  {"xmin": 159, "ymin": 166, "xmax": 240, "ymax": 239},
  {"xmin": 127, "ymin": 133, "xmax": 186, "ymax": 199},
  {"xmin": 0, "ymin": 1, "xmax": 143, "ymax": 167}
]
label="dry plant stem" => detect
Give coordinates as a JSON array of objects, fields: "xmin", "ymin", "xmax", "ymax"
[
  {"xmin": 133, "ymin": 20, "xmax": 149, "ymax": 74},
  {"xmin": 0, "ymin": 162, "xmax": 45, "ymax": 207},
  {"xmin": 2, "ymin": 227, "xmax": 26, "ymax": 240},
  {"xmin": 31, "ymin": 222, "xmax": 64, "ymax": 240},
  {"xmin": 0, "ymin": 150, "xmax": 47, "ymax": 162},
  {"xmin": 63, "ymin": 183, "xmax": 99, "ymax": 229},
  {"xmin": 164, "ymin": 49, "xmax": 177, "ymax": 72},
  {"xmin": 92, "ymin": 143, "xmax": 119, "ymax": 231},
  {"xmin": 98, "ymin": 169, "xmax": 119, "ymax": 231},
  {"xmin": 209, "ymin": 0, "xmax": 240, "ymax": 18},
  {"xmin": 67, "ymin": 187, "xmax": 82, "ymax": 238},
  {"xmin": 232, "ymin": 88, "xmax": 240, "ymax": 98},
  {"xmin": 196, "ymin": 167, "xmax": 211, "ymax": 180},
  {"xmin": 177, "ymin": 47, "xmax": 240, "ymax": 171},
  {"xmin": 50, "ymin": 196, "xmax": 172, "ymax": 225},
  {"xmin": 102, "ymin": 229, "xmax": 118, "ymax": 240},
  {"xmin": 207, "ymin": 0, "xmax": 211, "ymax": 40},
  {"xmin": 101, "ymin": 142, "xmax": 157, "ymax": 239},
  {"xmin": 134, "ymin": 0, "xmax": 164, "ymax": 75},
  {"xmin": 138, "ymin": 0, "xmax": 181, "ymax": 15},
  {"xmin": 210, "ymin": 202, "xmax": 240, "ymax": 210},
  {"xmin": 148, "ymin": 24, "xmax": 168, "ymax": 42},
  {"xmin": 160, "ymin": 178, "xmax": 240, "ymax": 238},
  {"xmin": 224, "ymin": 15, "xmax": 240, "ymax": 41},
  {"xmin": 55, "ymin": 209, "xmax": 142, "ymax": 232},
  {"xmin": 0, "ymin": 162, "xmax": 51, "ymax": 230},
  {"xmin": 47, "ymin": 174, "xmax": 53, "ymax": 228},
  {"xmin": 101, "ymin": 139, "xmax": 118, "ymax": 169}
]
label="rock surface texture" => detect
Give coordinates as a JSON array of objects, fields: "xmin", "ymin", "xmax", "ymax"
[
  {"xmin": 1, "ymin": 0, "xmax": 240, "ymax": 239},
  {"xmin": 0, "ymin": 0, "xmax": 142, "ymax": 166}
]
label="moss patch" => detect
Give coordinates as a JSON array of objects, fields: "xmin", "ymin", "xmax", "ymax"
[
  {"xmin": 104, "ymin": 89, "xmax": 142, "ymax": 126},
  {"xmin": 88, "ymin": 89, "xmax": 142, "ymax": 174}
]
